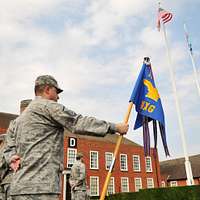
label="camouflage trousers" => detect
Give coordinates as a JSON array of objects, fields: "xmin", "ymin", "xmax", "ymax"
[
  {"xmin": 71, "ymin": 190, "xmax": 89, "ymax": 200},
  {"xmin": 11, "ymin": 194, "xmax": 59, "ymax": 200}
]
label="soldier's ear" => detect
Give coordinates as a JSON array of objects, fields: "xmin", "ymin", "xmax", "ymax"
[{"xmin": 43, "ymin": 85, "xmax": 51, "ymax": 95}]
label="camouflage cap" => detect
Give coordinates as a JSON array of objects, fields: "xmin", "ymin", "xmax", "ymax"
[
  {"xmin": 76, "ymin": 152, "xmax": 83, "ymax": 159},
  {"xmin": 35, "ymin": 75, "xmax": 63, "ymax": 94}
]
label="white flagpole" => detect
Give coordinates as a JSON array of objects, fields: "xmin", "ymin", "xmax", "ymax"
[
  {"xmin": 161, "ymin": 20, "xmax": 194, "ymax": 186},
  {"xmin": 184, "ymin": 23, "xmax": 200, "ymax": 96}
]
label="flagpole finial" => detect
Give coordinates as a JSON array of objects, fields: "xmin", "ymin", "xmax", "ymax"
[{"xmin": 143, "ymin": 57, "xmax": 151, "ymax": 65}]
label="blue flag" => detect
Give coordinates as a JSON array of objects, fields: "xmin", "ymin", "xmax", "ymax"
[{"xmin": 130, "ymin": 59, "xmax": 169, "ymax": 156}]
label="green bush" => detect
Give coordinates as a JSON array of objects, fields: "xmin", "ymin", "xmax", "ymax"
[{"xmin": 105, "ymin": 185, "xmax": 200, "ymax": 200}]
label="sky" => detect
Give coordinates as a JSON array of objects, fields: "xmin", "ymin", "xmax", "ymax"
[{"xmin": 0, "ymin": 0, "xmax": 200, "ymax": 161}]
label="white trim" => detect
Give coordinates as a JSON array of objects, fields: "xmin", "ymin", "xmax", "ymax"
[
  {"xmin": 120, "ymin": 154, "xmax": 128, "ymax": 171},
  {"xmin": 90, "ymin": 151, "xmax": 99, "ymax": 169},
  {"xmin": 170, "ymin": 181, "xmax": 178, "ymax": 187},
  {"xmin": 105, "ymin": 152, "xmax": 113, "ymax": 170},
  {"xmin": 161, "ymin": 181, "xmax": 166, "ymax": 187},
  {"xmin": 134, "ymin": 177, "xmax": 142, "ymax": 192},
  {"xmin": 121, "ymin": 177, "xmax": 129, "ymax": 192},
  {"xmin": 133, "ymin": 155, "xmax": 141, "ymax": 172},
  {"xmin": 147, "ymin": 178, "xmax": 154, "ymax": 188},
  {"xmin": 67, "ymin": 148, "xmax": 77, "ymax": 168},
  {"xmin": 145, "ymin": 156, "xmax": 152, "ymax": 172},
  {"xmin": 107, "ymin": 177, "xmax": 115, "ymax": 195},
  {"xmin": 90, "ymin": 176, "xmax": 99, "ymax": 196}
]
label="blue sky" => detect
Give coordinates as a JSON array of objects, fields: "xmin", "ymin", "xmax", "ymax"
[{"xmin": 0, "ymin": 0, "xmax": 199, "ymax": 161}]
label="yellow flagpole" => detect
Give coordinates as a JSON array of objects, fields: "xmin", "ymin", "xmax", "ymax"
[{"xmin": 100, "ymin": 102, "xmax": 134, "ymax": 200}]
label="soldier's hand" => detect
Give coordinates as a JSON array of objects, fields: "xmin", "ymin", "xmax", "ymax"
[
  {"xmin": 115, "ymin": 123, "xmax": 129, "ymax": 135},
  {"xmin": 10, "ymin": 155, "xmax": 21, "ymax": 172}
]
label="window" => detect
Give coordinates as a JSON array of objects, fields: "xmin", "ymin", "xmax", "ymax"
[
  {"xmin": 67, "ymin": 148, "xmax": 77, "ymax": 168},
  {"xmin": 121, "ymin": 177, "xmax": 129, "ymax": 192},
  {"xmin": 120, "ymin": 154, "xmax": 128, "ymax": 171},
  {"xmin": 90, "ymin": 176, "xmax": 99, "ymax": 196},
  {"xmin": 145, "ymin": 156, "xmax": 152, "ymax": 172},
  {"xmin": 105, "ymin": 152, "xmax": 113, "ymax": 170},
  {"xmin": 170, "ymin": 181, "xmax": 177, "ymax": 187},
  {"xmin": 134, "ymin": 178, "xmax": 142, "ymax": 192},
  {"xmin": 161, "ymin": 181, "xmax": 166, "ymax": 187},
  {"xmin": 107, "ymin": 177, "xmax": 115, "ymax": 195},
  {"xmin": 90, "ymin": 151, "xmax": 99, "ymax": 169},
  {"xmin": 133, "ymin": 155, "xmax": 141, "ymax": 172},
  {"xmin": 147, "ymin": 178, "xmax": 154, "ymax": 188}
]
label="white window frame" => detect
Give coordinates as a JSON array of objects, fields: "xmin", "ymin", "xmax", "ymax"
[
  {"xmin": 121, "ymin": 177, "xmax": 129, "ymax": 192},
  {"xmin": 90, "ymin": 151, "xmax": 99, "ymax": 169},
  {"xmin": 133, "ymin": 155, "xmax": 141, "ymax": 172},
  {"xmin": 107, "ymin": 177, "xmax": 115, "ymax": 195},
  {"xmin": 120, "ymin": 154, "xmax": 128, "ymax": 171},
  {"xmin": 147, "ymin": 178, "xmax": 154, "ymax": 188},
  {"xmin": 145, "ymin": 156, "xmax": 152, "ymax": 172},
  {"xmin": 170, "ymin": 181, "xmax": 178, "ymax": 187},
  {"xmin": 134, "ymin": 177, "xmax": 142, "ymax": 192},
  {"xmin": 105, "ymin": 152, "xmax": 113, "ymax": 170},
  {"xmin": 161, "ymin": 181, "xmax": 166, "ymax": 187},
  {"xmin": 90, "ymin": 176, "xmax": 99, "ymax": 196},
  {"xmin": 67, "ymin": 148, "xmax": 77, "ymax": 168}
]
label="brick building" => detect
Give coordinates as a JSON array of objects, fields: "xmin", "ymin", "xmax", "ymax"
[
  {"xmin": 63, "ymin": 131, "xmax": 161, "ymax": 199},
  {"xmin": 0, "ymin": 112, "xmax": 162, "ymax": 199},
  {"xmin": 160, "ymin": 154, "xmax": 200, "ymax": 187}
]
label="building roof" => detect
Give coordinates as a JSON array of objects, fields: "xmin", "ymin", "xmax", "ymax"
[
  {"xmin": 160, "ymin": 154, "xmax": 200, "ymax": 180},
  {"xmin": 65, "ymin": 130, "xmax": 141, "ymax": 147},
  {"xmin": 0, "ymin": 112, "xmax": 18, "ymax": 129}
]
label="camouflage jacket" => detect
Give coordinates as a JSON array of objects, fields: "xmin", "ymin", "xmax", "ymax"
[
  {"xmin": 3, "ymin": 120, "xmax": 17, "ymax": 165},
  {"xmin": 1, "ymin": 121, "xmax": 15, "ymax": 186},
  {"xmin": 8, "ymin": 97, "xmax": 116, "ymax": 195},
  {"xmin": 0, "ymin": 144, "xmax": 9, "ymax": 185},
  {"xmin": 69, "ymin": 160, "xmax": 86, "ymax": 191}
]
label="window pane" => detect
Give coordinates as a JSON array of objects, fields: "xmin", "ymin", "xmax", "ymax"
[
  {"xmin": 121, "ymin": 177, "xmax": 129, "ymax": 192},
  {"xmin": 135, "ymin": 178, "xmax": 142, "ymax": 192},
  {"xmin": 145, "ymin": 157, "xmax": 152, "ymax": 172},
  {"xmin": 90, "ymin": 176, "xmax": 99, "ymax": 196},
  {"xmin": 120, "ymin": 154, "xmax": 128, "ymax": 171},
  {"xmin": 67, "ymin": 148, "xmax": 77, "ymax": 168},
  {"xmin": 170, "ymin": 181, "xmax": 177, "ymax": 187},
  {"xmin": 133, "ymin": 155, "xmax": 140, "ymax": 171},
  {"xmin": 107, "ymin": 177, "xmax": 115, "ymax": 195},
  {"xmin": 90, "ymin": 151, "xmax": 98, "ymax": 169},
  {"xmin": 147, "ymin": 178, "xmax": 154, "ymax": 188},
  {"xmin": 105, "ymin": 153, "xmax": 113, "ymax": 170}
]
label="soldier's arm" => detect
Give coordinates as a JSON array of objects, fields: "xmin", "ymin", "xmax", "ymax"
[
  {"xmin": 3, "ymin": 119, "xmax": 21, "ymax": 172},
  {"xmin": 3, "ymin": 120, "xmax": 17, "ymax": 164},
  {"xmin": 47, "ymin": 102, "xmax": 128, "ymax": 136}
]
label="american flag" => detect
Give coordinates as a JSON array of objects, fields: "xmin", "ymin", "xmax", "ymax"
[{"xmin": 157, "ymin": 7, "xmax": 173, "ymax": 31}]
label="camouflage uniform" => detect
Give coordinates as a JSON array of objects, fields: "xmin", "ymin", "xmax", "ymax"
[
  {"xmin": 4, "ymin": 76, "xmax": 116, "ymax": 200},
  {"xmin": 69, "ymin": 158, "xmax": 87, "ymax": 200},
  {"xmin": 1, "ymin": 120, "xmax": 17, "ymax": 200},
  {"xmin": 0, "ymin": 143, "xmax": 5, "ymax": 200}
]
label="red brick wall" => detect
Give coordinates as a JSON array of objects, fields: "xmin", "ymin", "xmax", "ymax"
[{"xmin": 63, "ymin": 135, "xmax": 161, "ymax": 195}]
